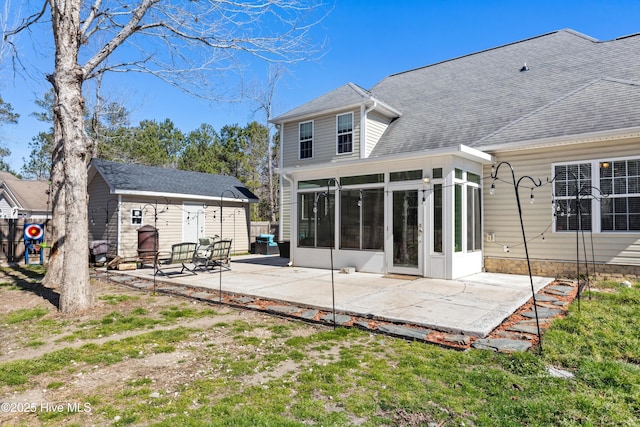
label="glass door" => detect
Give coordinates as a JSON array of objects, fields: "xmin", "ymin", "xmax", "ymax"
[{"xmin": 390, "ymin": 189, "xmax": 422, "ymax": 275}]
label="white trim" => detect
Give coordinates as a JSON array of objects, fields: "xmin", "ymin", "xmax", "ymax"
[
  {"xmin": 111, "ymin": 189, "xmax": 250, "ymax": 204},
  {"xmin": 271, "ymin": 99, "xmax": 401, "ymax": 125},
  {"xmin": 281, "ymin": 144, "xmax": 493, "ymax": 175}
]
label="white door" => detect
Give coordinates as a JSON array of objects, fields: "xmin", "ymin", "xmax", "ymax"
[
  {"xmin": 388, "ymin": 188, "xmax": 423, "ymax": 275},
  {"xmin": 183, "ymin": 203, "xmax": 205, "ymax": 243}
]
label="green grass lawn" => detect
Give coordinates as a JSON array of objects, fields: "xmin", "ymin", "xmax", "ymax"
[{"xmin": 0, "ymin": 268, "xmax": 638, "ymax": 426}]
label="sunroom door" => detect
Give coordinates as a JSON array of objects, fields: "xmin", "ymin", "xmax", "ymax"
[{"xmin": 389, "ymin": 189, "xmax": 423, "ymax": 275}]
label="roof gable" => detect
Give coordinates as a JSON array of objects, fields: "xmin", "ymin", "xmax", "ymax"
[
  {"xmin": 0, "ymin": 179, "xmax": 51, "ymax": 211},
  {"xmin": 272, "ymin": 82, "xmax": 400, "ymax": 122},
  {"xmin": 89, "ymin": 159, "xmax": 258, "ymax": 202}
]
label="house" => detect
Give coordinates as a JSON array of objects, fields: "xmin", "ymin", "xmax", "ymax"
[
  {"xmin": 0, "ymin": 171, "xmax": 51, "ymax": 262},
  {"xmin": 271, "ymin": 29, "xmax": 640, "ymax": 280},
  {"xmin": 88, "ymin": 159, "xmax": 259, "ymax": 260}
]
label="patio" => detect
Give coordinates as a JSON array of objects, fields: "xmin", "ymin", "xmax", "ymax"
[{"xmin": 108, "ymin": 254, "xmax": 555, "ymax": 338}]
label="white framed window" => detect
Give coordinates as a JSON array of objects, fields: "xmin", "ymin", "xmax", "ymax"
[
  {"xmin": 454, "ymin": 170, "xmax": 482, "ymax": 252},
  {"xmin": 600, "ymin": 158, "xmax": 640, "ymax": 231},
  {"xmin": 336, "ymin": 113, "xmax": 353, "ymax": 154},
  {"xmin": 131, "ymin": 209, "xmax": 143, "ymax": 225},
  {"xmin": 299, "ymin": 121, "xmax": 313, "ymax": 159},
  {"xmin": 553, "ymin": 156, "xmax": 640, "ymax": 232}
]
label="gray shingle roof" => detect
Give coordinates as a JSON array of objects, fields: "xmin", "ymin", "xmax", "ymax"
[
  {"xmin": 90, "ymin": 159, "xmax": 258, "ymax": 202},
  {"xmin": 478, "ymin": 78, "xmax": 640, "ymax": 146},
  {"xmin": 272, "ymin": 83, "xmax": 371, "ymax": 122},
  {"xmin": 276, "ymin": 29, "xmax": 640, "ymax": 158},
  {"xmin": 0, "ymin": 179, "xmax": 51, "ymax": 211},
  {"xmin": 271, "ymin": 82, "xmax": 400, "ymax": 122},
  {"xmin": 367, "ymin": 29, "xmax": 640, "ymax": 156}
]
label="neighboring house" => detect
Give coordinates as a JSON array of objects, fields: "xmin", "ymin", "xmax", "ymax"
[
  {"xmin": 88, "ymin": 159, "xmax": 259, "ymax": 260},
  {"xmin": 0, "ymin": 171, "xmax": 52, "ymax": 262},
  {"xmin": 272, "ymin": 29, "xmax": 640, "ymax": 280}
]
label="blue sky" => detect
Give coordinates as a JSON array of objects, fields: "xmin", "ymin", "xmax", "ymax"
[{"xmin": 1, "ymin": 0, "xmax": 640, "ymax": 173}]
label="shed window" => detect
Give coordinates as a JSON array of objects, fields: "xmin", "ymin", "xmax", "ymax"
[{"xmin": 131, "ymin": 209, "xmax": 143, "ymax": 225}]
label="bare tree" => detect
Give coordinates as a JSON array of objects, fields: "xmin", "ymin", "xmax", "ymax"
[
  {"xmin": 253, "ymin": 64, "xmax": 284, "ymax": 223},
  {"xmin": 4, "ymin": 0, "xmax": 327, "ymax": 313}
]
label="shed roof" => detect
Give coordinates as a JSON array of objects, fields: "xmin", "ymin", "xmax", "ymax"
[{"xmin": 89, "ymin": 159, "xmax": 259, "ymax": 203}]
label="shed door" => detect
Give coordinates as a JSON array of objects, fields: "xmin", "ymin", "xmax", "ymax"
[{"xmin": 183, "ymin": 203, "xmax": 205, "ymax": 243}]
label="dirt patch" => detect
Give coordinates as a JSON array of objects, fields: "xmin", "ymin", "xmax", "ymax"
[{"xmin": 0, "ymin": 274, "xmax": 325, "ymax": 426}]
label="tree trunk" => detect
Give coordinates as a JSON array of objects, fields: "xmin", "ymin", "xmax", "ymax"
[
  {"xmin": 49, "ymin": 0, "xmax": 93, "ymax": 312},
  {"xmin": 41, "ymin": 118, "xmax": 65, "ymax": 289}
]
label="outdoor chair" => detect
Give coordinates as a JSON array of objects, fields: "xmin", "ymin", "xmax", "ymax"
[
  {"xmin": 155, "ymin": 242, "xmax": 198, "ymax": 276},
  {"xmin": 194, "ymin": 239, "xmax": 232, "ymax": 271}
]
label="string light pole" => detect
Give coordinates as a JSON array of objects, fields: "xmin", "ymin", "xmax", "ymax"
[
  {"xmin": 142, "ymin": 200, "xmax": 169, "ymax": 294},
  {"xmin": 490, "ymin": 162, "xmax": 544, "ymax": 353},
  {"xmin": 548, "ymin": 170, "xmax": 608, "ymax": 310},
  {"xmin": 314, "ymin": 178, "xmax": 341, "ymax": 329},
  {"xmin": 215, "ymin": 190, "xmax": 240, "ymax": 303}
]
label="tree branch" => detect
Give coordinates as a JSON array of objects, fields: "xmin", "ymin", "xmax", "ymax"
[
  {"xmin": 2, "ymin": 0, "xmax": 49, "ymax": 40},
  {"xmin": 80, "ymin": 0, "xmax": 103, "ymax": 38},
  {"xmin": 81, "ymin": 0, "xmax": 160, "ymax": 78}
]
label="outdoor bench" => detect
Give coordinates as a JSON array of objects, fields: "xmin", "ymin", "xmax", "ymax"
[
  {"xmin": 194, "ymin": 239, "xmax": 232, "ymax": 271},
  {"xmin": 155, "ymin": 242, "xmax": 198, "ymax": 276}
]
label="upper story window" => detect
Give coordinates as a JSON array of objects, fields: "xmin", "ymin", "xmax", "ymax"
[
  {"xmin": 336, "ymin": 113, "xmax": 353, "ymax": 154},
  {"xmin": 299, "ymin": 121, "xmax": 313, "ymax": 159}
]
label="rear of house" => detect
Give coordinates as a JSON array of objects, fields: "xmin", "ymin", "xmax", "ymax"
[{"xmin": 273, "ymin": 29, "xmax": 640, "ymax": 280}]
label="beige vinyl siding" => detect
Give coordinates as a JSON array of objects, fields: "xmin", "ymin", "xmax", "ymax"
[
  {"xmin": 365, "ymin": 110, "xmax": 390, "ymax": 157},
  {"xmin": 282, "ymin": 109, "xmax": 361, "ymax": 167},
  {"xmin": 87, "ymin": 173, "xmax": 118, "ymax": 257},
  {"xmin": 114, "ymin": 197, "xmax": 251, "ymax": 259},
  {"xmin": 483, "ymin": 137, "xmax": 640, "ymax": 267},
  {"xmin": 212, "ymin": 202, "xmax": 251, "ymax": 254},
  {"xmin": 281, "ymin": 179, "xmax": 292, "ymax": 241}
]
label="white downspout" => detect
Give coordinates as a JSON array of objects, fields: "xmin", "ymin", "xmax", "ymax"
[
  {"xmin": 277, "ymin": 123, "xmax": 286, "ymax": 242},
  {"xmin": 361, "ymin": 101, "xmax": 378, "ymax": 159},
  {"xmin": 116, "ymin": 194, "xmax": 122, "ymax": 257}
]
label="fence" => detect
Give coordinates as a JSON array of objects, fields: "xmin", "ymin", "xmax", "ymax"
[{"xmin": 0, "ymin": 219, "xmax": 51, "ymax": 264}]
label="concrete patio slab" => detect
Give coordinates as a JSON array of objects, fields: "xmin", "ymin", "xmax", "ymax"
[{"xmin": 111, "ymin": 254, "xmax": 555, "ymax": 338}]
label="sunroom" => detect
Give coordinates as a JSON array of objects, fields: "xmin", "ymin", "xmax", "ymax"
[{"xmin": 281, "ymin": 145, "xmax": 493, "ymax": 279}]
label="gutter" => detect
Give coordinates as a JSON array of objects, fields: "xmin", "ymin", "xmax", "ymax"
[
  {"xmin": 280, "ymin": 144, "xmax": 494, "ymax": 175},
  {"xmin": 111, "ymin": 189, "xmax": 252, "ymax": 204},
  {"xmin": 477, "ymin": 127, "xmax": 640, "ymax": 153}
]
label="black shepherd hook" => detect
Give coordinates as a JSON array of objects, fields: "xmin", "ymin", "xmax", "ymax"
[
  {"xmin": 491, "ymin": 162, "xmax": 544, "ymax": 354},
  {"xmin": 547, "ymin": 170, "xmax": 608, "ymax": 311},
  {"xmin": 313, "ymin": 178, "xmax": 342, "ymax": 329}
]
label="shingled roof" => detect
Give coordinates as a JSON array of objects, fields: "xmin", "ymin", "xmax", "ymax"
[
  {"xmin": 89, "ymin": 159, "xmax": 258, "ymax": 202},
  {"xmin": 0, "ymin": 172, "xmax": 50, "ymax": 212},
  {"xmin": 273, "ymin": 29, "xmax": 640, "ymax": 157},
  {"xmin": 368, "ymin": 29, "xmax": 640, "ymax": 156}
]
